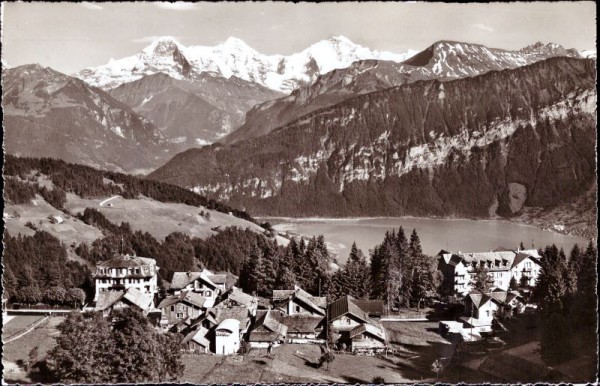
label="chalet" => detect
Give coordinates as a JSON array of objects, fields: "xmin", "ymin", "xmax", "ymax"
[
  {"xmin": 218, "ymin": 286, "xmax": 258, "ymax": 316},
  {"xmin": 328, "ymin": 296, "xmax": 389, "ymax": 351},
  {"xmin": 461, "ymin": 290, "xmax": 526, "ymax": 333},
  {"xmin": 181, "ymin": 326, "xmax": 210, "ymax": 354},
  {"xmin": 93, "ymin": 254, "xmax": 159, "ymax": 303},
  {"xmin": 181, "ymin": 304, "xmax": 252, "ymax": 355},
  {"xmin": 461, "ymin": 292, "xmax": 501, "ymax": 333},
  {"xmin": 248, "ymin": 309, "xmax": 288, "ymax": 348},
  {"xmin": 282, "ymin": 315, "xmax": 324, "ymax": 343},
  {"xmin": 437, "ymin": 248, "xmax": 541, "ymax": 295},
  {"xmin": 157, "ymin": 291, "xmax": 209, "ymax": 328},
  {"xmin": 272, "ymin": 285, "xmax": 326, "ymax": 317},
  {"xmin": 215, "ymin": 319, "xmax": 241, "ymax": 355},
  {"xmin": 348, "ymin": 322, "xmax": 388, "ymax": 354},
  {"xmin": 328, "ymin": 296, "xmax": 370, "ymax": 332},
  {"xmin": 94, "ymin": 287, "xmax": 154, "ymax": 317},
  {"xmin": 169, "ymin": 270, "xmax": 222, "ymax": 307}
]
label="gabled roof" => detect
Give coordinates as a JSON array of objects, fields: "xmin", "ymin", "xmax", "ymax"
[
  {"xmin": 272, "ymin": 290, "xmax": 295, "ymax": 301},
  {"xmin": 170, "ymin": 272, "xmax": 218, "ymax": 291},
  {"xmin": 272, "ymin": 286, "xmax": 327, "ymax": 310},
  {"xmin": 223, "ymin": 286, "xmax": 256, "ymax": 308},
  {"xmin": 351, "ymin": 299, "xmax": 385, "ymax": 316},
  {"xmin": 349, "ymin": 323, "xmax": 386, "ymax": 342},
  {"xmin": 123, "ymin": 287, "xmax": 154, "ymax": 310},
  {"xmin": 157, "ymin": 291, "xmax": 208, "ymax": 309},
  {"xmin": 511, "ymin": 253, "xmax": 541, "ymax": 269},
  {"xmin": 282, "ymin": 315, "xmax": 323, "ymax": 333},
  {"xmin": 95, "ymin": 288, "xmax": 153, "ymax": 311},
  {"xmin": 293, "ymin": 290, "xmax": 325, "ymax": 316},
  {"xmin": 206, "ymin": 305, "xmax": 250, "ymax": 329},
  {"xmin": 97, "ymin": 254, "xmax": 156, "ymax": 268},
  {"xmin": 182, "ymin": 326, "xmax": 210, "ymax": 348},
  {"xmin": 249, "ymin": 310, "xmax": 287, "ymax": 341},
  {"xmin": 328, "ymin": 296, "xmax": 369, "ymax": 323},
  {"xmin": 95, "ymin": 291, "xmax": 125, "ymax": 311}
]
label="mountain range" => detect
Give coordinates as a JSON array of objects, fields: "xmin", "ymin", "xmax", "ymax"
[
  {"xmin": 74, "ymin": 36, "xmax": 417, "ymax": 93},
  {"xmin": 148, "ymin": 57, "xmax": 596, "ymax": 226},
  {"xmin": 222, "ymin": 41, "xmax": 584, "ymax": 144},
  {"xmin": 2, "ymin": 37, "xmax": 597, "ymax": 231},
  {"xmin": 2, "ymin": 64, "xmax": 172, "ymax": 174}
]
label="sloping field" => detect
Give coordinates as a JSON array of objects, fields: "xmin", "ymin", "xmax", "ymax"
[
  {"xmin": 4, "ymin": 196, "xmax": 103, "ymax": 263},
  {"xmin": 64, "ymin": 194, "xmax": 266, "ymax": 241}
]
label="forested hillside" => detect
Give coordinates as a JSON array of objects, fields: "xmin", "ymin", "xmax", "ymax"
[{"xmin": 149, "ymin": 57, "xmax": 597, "ymax": 236}]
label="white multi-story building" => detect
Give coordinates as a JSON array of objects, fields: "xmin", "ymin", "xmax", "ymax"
[
  {"xmin": 93, "ymin": 254, "xmax": 159, "ymax": 303},
  {"xmin": 437, "ymin": 248, "xmax": 541, "ymax": 295}
]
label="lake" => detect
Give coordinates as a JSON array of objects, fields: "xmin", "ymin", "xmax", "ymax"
[{"xmin": 265, "ymin": 217, "xmax": 590, "ymax": 263}]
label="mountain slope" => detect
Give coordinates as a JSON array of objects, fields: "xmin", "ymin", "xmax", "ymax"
[
  {"xmin": 107, "ymin": 72, "xmax": 282, "ymax": 147},
  {"xmin": 149, "ymin": 57, "xmax": 596, "ymax": 226},
  {"xmin": 2, "ymin": 64, "xmax": 175, "ymax": 174},
  {"xmin": 75, "ymin": 36, "xmax": 416, "ymax": 92},
  {"xmin": 223, "ymin": 41, "xmax": 582, "ymax": 144}
]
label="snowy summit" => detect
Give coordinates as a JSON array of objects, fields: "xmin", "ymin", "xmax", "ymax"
[{"xmin": 74, "ymin": 36, "xmax": 417, "ymax": 92}]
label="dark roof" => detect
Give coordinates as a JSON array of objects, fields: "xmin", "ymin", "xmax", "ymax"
[
  {"xmin": 511, "ymin": 252, "xmax": 541, "ymax": 269},
  {"xmin": 328, "ymin": 296, "xmax": 369, "ymax": 323},
  {"xmin": 223, "ymin": 286, "xmax": 257, "ymax": 308},
  {"xmin": 249, "ymin": 310, "xmax": 287, "ymax": 341},
  {"xmin": 351, "ymin": 299, "xmax": 385, "ymax": 316},
  {"xmin": 349, "ymin": 323, "xmax": 386, "ymax": 342},
  {"xmin": 95, "ymin": 288, "xmax": 153, "ymax": 311},
  {"xmin": 182, "ymin": 326, "xmax": 210, "ymax": 347},
  {"xmin": 282, "ymin": 315, "xmax": 323, "ymax": 333},
  {"xmin": 157, "ymin": 291, "xmax": 207, "ymax": 309},
  {"xmin": 272, "ymin": 289, "xmax": 295, "ymax": 301},
  {"xmin": 97, "ymin": 255, "xmax": 156, "ymax": 268},
  {"xmin": 170, "ymin": 272, "xmax": 217, "ymax": 291}
]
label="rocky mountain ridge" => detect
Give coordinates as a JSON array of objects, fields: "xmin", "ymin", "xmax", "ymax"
[
  {"xmin": 2, "ymin": 64, "xmax": 174, "ymax": 174},
  {"xmin": 223, "ymin": 40, "xmax": 583, "ymax": 144},
  {"xmin": 148, "ymin": 57, "xmax": 597, "ymax": 223}
]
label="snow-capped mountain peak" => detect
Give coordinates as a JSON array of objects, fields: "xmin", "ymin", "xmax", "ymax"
[
  {"xmin": 142, "ymin": 36, "xmax": 185, "ymax": 56},
  {"xmin": 74, "ymin": 36, "xmax": 416, "ymax": 92}
]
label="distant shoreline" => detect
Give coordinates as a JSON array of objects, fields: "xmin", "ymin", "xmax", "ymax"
[{"xmin": 257, "ymin": 215, "xmax": 593, "ymax": 241}]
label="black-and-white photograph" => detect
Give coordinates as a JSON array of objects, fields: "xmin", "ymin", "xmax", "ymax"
[{"xmin": 1, "ymin": 1, "xmax": 597, "ymax": 384}]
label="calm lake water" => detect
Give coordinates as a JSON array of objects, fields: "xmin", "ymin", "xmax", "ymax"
[{"xmin": 265, "ymin": 217, "xmax": 590, "ymax": 264}]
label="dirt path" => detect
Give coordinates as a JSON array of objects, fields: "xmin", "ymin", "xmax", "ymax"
[
  {"xmin": 4, "ymin": 316, "xmax": 49, "ymax": 344},
  {"xmin": 99, "ymin": 195, "xmax": 122, "ymax": 207}
]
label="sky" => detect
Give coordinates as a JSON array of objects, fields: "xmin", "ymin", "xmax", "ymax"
[{"xmin": 1, "ymin": 1, "xmax": 596, "ymax": 74}]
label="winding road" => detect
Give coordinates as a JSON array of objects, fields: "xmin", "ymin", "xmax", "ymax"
[{"xmin": 99, "ymin": 195, "xmax": 122, "ymax": 207}]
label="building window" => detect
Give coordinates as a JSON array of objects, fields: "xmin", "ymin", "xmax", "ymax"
[
  {"xmin": 206, "ymin": 291, "xmax": 212, "ymax": 297},
  {"xmin": 525, "ymin": 262, "xmax": 531, "ymax": 269},
  {"xmin": 486, "ymin": 310, "xmax": 490, "ymax": 317},
  {"xmin": 347, "ymin": 317, "xmax": 352, "ymax": 325},
  {"xmin": 295, "ymin": 305, "xmax": 301, "ymax": 313},
  {"xmin": 176, "ymin": 313, "xmax": 184, "ymax": 319},
  {"xmin": 171, "ymin": 305, "xmax": 175, "ymax": 312}
]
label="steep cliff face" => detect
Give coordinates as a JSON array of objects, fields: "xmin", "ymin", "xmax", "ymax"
[
  {"xmin": 223, "ymin": 41, "xmax": 582, "ymax": 145},
  {"xmin": 148, "ymin": 57, "xmax": 596, "ymax": 218}
]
